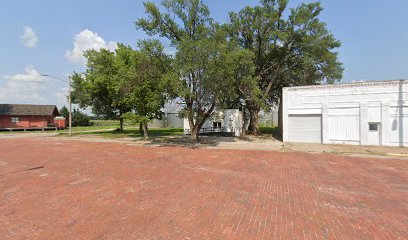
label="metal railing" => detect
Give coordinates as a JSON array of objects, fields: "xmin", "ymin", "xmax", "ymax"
[{"xmin": 184, "ymin": 127, "xmax": 234, "ymax": 136}]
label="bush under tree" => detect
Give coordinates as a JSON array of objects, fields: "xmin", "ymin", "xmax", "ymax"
[{"xmin": 71, "ymin": 108, "xmax": 91, "ymax": 127}]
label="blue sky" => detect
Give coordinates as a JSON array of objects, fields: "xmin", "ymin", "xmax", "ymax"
[{"xmin": 0, "ymin": 0, "xmax": 407, "ymax": 107}]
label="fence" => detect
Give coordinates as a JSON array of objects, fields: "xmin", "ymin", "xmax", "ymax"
[{"xmin": 184, "ymin": 127, "xmax": 235, "ymax": 137}]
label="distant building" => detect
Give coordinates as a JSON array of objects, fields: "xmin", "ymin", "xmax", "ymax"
[
  {"xmin": 282, "ymin": 80, "xmax": 408, "ymax": 147},
  {"xmin": 148, "ymin": 100, "xmax": 185, "ymax": 129},
  {"xmin": 0, "ymin": 104, "xmax": 65, "ymax": 130},
  {"xmin": 183, "ymin": 109, "xmax": 243, "ymax": 137}
]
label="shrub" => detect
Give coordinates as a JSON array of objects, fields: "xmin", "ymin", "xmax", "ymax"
[{"xmin": 72, "ymin": 109, "xmax": 91, "ymax": 127}]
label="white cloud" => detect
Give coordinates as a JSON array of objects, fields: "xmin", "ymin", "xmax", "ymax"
[
  {"xmin": 3, "ymin": 65, "xmax": 45, "ymax": 82},
  {"xmin": 0, "ymin": 81, "xmax": 45, "ymax": 102},
  {"xmin": 54, "ymin": 88, "xmax": 69, "ymax": 106},
  {"xmin": 20, "ymin": 26, "xmax": 38, "ymax": 48},
  {"xmin": 0, "ymin": 66, "xmax": 48, "ymax": 103},
  {"xmin": 65, "ymin": 29, "xmax": 117, "ymax": 65}
]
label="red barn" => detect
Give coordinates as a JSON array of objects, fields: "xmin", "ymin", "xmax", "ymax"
[{"xmin": 0, "ymin": 104, "xmax": 65, "ymax": 130}]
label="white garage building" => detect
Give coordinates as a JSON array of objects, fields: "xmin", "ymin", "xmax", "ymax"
[{"xmin": 282, "ymin": 80, "xmax": 408, "ymax": 147}]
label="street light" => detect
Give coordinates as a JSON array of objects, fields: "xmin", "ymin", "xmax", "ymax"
[{"xmin": 41, "ymin": 74, "xmax": 72, "ymax": 136}]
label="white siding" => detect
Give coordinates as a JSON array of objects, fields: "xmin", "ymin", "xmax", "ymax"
[
  {"xmin": 389, "ymin": 107, "xmax": 408, "ymax": 146},
  {"xmin": 166, "ymin": 113, "xmax": 183, "ymax": 128},
  {"xmin": 283, "ymin": 80, "xmax": 408, "ymax": 146},
  {"xmin": 328, "ymin": 107, "xmax": 360, "ymax": 144},
  {"xmin": 328, "ymin": 115, "xmax": 360, "ymax": 143}
]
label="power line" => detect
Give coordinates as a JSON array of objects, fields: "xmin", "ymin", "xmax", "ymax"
[{"xmin": 40, "ymin": 73, "xmax": 72, "ymax": 136}]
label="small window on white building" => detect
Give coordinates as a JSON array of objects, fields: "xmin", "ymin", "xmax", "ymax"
[
  {"xmin": 369, "ymin": 123, "xmax": 379, "ymax": 131},
  {"xmin": 11, "ymin": 117, "xmax": 20, "ymax": 123}
]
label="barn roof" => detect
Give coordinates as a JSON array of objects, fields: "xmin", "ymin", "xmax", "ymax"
[{"xmin": 0, "ymin": 104, "xmax": 59, "ymax": 116}]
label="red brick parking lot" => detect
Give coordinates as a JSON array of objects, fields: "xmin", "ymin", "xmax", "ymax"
[{"xmin": 1, "ymin": 138, "xmax": 407, "ymax": 239}]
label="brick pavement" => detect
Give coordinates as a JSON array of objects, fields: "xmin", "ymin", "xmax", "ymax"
[{"xmin": 0, "ymin": 138, "xmax": 407, "ymax": 239}]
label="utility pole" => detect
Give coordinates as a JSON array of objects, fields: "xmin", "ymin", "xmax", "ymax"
[
  {"xmin": 68, "ymin": 76, "xmax": 72, "ymax": 136},
  {"xmin": 41, "ymin": 74, "xmax": 72, "ymax": 136}
]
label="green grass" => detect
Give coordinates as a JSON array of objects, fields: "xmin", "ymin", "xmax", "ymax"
[
  {"xmin": 89, "ymin": 120, "xmax": 132, "ymax": 127},
  {"xmin": 2, "ymin": 120, "xmax": 277, "ymax": 139},
  {"xmin": 58, "ymin": 120, "xmax": 134, "ymax": 133},
  {"xmin": 0, "ymin": 124, "xmax": 121, "ymax": 134},
  {"xmin": 60, "ymin": 128, "xmax": 184, "ymax": 139},
  {"xmin": 259, "ymin": 126, "xmax": 279, "ymax": 135},
  {"xmin": 58, "ymin": 120, "xmax": 183, "ymax": 138},
  {"xmin": 58, "ymin": 125, "xmax": 121, "ymax": 133}
]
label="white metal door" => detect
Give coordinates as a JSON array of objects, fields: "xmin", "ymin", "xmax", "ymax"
[{"xmin": 288, "ymin": 114, "xmax": 322, "ymax": 143}]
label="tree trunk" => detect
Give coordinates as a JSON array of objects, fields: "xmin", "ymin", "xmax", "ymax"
[
  {"xmin": 190, "ymin": 126, "xmax": 200, "ymax": 142},
  {"xmin": 246, "ymin": 101, "xmax": 260, "ymax": 135},
  {"xmin": 139, "ymin": 122, "xmax": 143, "ymax": 134},
  {"xmin": 187, "ymin": 102, "xmax": 215, "ymax": 143},
  {"xmin": 142, "ymin": 122, "xmax": 149, "ymax": 139},
  {"xmin": 190, "ymin": 118, "xmax": 206, "ymax": 143},
  {"xmin": 248, "ymin": 108, "xmax": 260, "ymax": 135},
  {"xmin": 119, "ymin": 117, "xmax": 124, "ymax": 132}
]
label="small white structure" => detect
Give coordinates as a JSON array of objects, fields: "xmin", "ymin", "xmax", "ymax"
[
  {"xmin": 283, "ymin": 80, "xmax": 408, "ymax": 147},
  {"xmin": 183, "ymin": 109, "xmax": 243, "ymax": 137}
]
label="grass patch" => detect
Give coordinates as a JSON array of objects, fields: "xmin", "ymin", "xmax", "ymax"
[
  {"xmin": 61, "ymin": 128, "xmax": 184, "ymax": 139},
  {"xmin": 90, "ymin": 120, "xmax": 133, "ymax": 127},
  {"xmin": 260, "ymin": 126, "xmax": 279, "ymax": 135},
  {"xmin": 58, "ymin": 120, "xmax": 134, "ymax": 133},
  {"xmin": 58, "ymin": 125, "xmax": 121, "ymax": 133}
]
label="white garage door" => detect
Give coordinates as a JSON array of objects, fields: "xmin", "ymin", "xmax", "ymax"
[{"xmin": 288, "ymin": 114, "xmax": 322, "ymax": 143}]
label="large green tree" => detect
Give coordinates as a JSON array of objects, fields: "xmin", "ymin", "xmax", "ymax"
[
  {"xmin": 72, "ymin": 42, "xmax": 173, "ymax": 137},
  {"xmin": 228, "ymin": 0, "xmax": 343, "ymax": 135},
  {"xmin": 136, "ymin": 0, "xmax": 254, "ymax": 141},
  {"xmin": 71, "ymin": 47, "xmax": 132, "ymax": 131},
  {"xmin": 59, "ymin": 106, "xmax": 69, "ymax": 119},
  {"xmin": 121, "ymin": 40, "xmax": 174, "ymax": 139}
]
